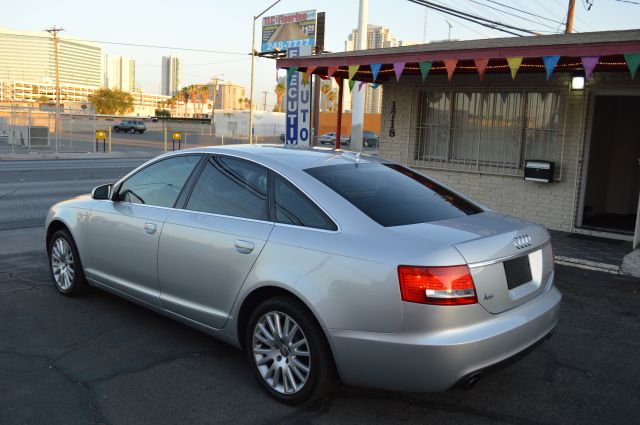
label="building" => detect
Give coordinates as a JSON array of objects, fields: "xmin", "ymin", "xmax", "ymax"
[
  {"xmin": 0, "ymin": 27, "xmax": 103, "ymax": 87},
  {"xmin": 161, "ymin": 56, "xmax": 182, "ymax": 96},
  {"xmin": 0, "ymin": 80, "xmax": 171, "ymax": 116},
  {"xmin": 206, "ymin": 80, "xmax": 246, "ymax": 110},
  {"xmin": 344, "ymin": 25, "xmax": 417, "ymax": 114},
  {"xmin": 104, "ymin": 55, "xmax": 135, "ymax": 92},
  {"xmin": 279, "ymin": 30, "xmax": 640, "ymax": 247}
]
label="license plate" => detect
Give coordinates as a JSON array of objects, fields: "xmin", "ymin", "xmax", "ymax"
[{"xmin": 504, "ymin": 255, "xmax": 532, "ymax": 290}]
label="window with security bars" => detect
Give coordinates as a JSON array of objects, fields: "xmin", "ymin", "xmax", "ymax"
[{"xmin": 413, "ymin": 90, "xmax": 562, "ymax": 176}]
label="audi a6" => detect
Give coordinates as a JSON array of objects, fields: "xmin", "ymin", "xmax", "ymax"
[{"xmin": 45, "ymin": 145, "xmax": 561, "ymax": 404}]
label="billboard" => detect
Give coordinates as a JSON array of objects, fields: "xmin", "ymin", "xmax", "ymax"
[
  {"xmin": 285, "ymin": 45, "xmax": 312, "ymax": 147},
  {"xmin": 261, "ymin": 10, "xmax": 316, "ymax": 52}
]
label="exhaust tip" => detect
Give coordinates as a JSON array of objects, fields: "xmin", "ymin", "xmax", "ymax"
[{"xmin": 459, "ymin": 373, "xmax": 482, "ymax": 390}]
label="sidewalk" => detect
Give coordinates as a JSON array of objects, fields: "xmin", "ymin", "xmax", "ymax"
[
  {"xmin": 550, "ymin": 230, "xmax": 633, "ymax": 275},
  {"xmin": 0, "ymin": 151, "xmax": 159, "ymax": 161}
]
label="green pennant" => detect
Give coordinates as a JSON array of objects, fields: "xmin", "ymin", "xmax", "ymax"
[
  {"xmin": 419, "ymin": 61, "xmax": 432, "ymax": 82},
  {"xmin": 348, "ymin": 79, "xmax": 356, "ymax": 92},
  {"xmin": 624, "ymin": 52, "xmax": 640, "ymax": 79},
  {"xmin": 286, "ymin": 67, "xmax": 297, "ymax": 85}
]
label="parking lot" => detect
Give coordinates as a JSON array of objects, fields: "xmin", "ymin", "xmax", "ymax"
[{"xmin": 1, "ymin": 158, "xmax": 639, "ymax": 425}]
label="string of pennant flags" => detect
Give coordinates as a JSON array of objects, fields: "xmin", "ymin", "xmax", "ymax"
[{"xmin": 286, "ymin": 52, "xmax": 640, "ymax": 92}]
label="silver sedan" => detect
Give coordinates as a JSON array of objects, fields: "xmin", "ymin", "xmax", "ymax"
[{"xmin": 45, "ymin": 145, "xmax": 561, "ymax": 404}]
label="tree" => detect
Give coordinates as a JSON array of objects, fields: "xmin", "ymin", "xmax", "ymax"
[
  {"xmin": 154, "ymin": 108, "xmax": 171, "ymax": 118},
  {"xmin": 327, "ymin": 90, "xmax": 337, "ymax": 112},
  {"xmin": 274, "ymin": 82, "xmax": 285, "ymax": 112},
  {"xmin": 198, "ymin": 85, "xmax": 210, "ymax": 115},
  {"xmin": 37, "ymin": 95, "xmax": 51, "ymax": 104},
  {"xmin": 178, "ymin": 88, "xmax": 189, "ymax": 116},
  {"xmin": 320, "ymin": 83, "xmax": 330, "ymax": 111},
  {"xmin": 87, "ymin": 88, "xmax": 134, "ymax": 115},
  {"xmin": 188, "ymin": 85, "xmax": 200, "ymax": 117}
]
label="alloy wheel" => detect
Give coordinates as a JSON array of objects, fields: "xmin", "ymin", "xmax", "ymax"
[
  {"xmin": 252, "ymin": 311, "xmax": 311, "ymax": 395},
  {"xmin": 51, "ymin": 237, "xmax": 75, "ymax": 291}
]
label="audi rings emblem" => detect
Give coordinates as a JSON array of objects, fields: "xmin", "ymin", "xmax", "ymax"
[{"xmin": 513, "ymin": 235, "xmax": 532, "ymax": 249}]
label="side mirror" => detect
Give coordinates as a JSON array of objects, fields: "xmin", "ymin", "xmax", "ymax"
[{"xmin": 91, "ymin": 184, "xmax": 113, "ymax": 200}]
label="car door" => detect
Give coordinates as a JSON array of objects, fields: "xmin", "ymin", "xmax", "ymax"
[
  {"xmin": 157, "ymin": 155, "xmax": 274, "ymax": 329},
  {"xmin": 85, "ymin": 154, "xmax": 203, "ymax": 307}
]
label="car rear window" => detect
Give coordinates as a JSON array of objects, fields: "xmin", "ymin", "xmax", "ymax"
[{"xmin": 304, "ymin": 163, "xmax": 482, "ymax": 227}]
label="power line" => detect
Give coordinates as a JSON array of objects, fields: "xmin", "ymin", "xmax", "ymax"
[
  {"xmin": 613, "ymin": 0, "xmax": 640, "ymax": 4},
  {"xmin": 481, "ymin": 0, "xmax": 565, "ymax": 24},
  {"xmin": 408, "ymin": 0, "xmax": 538, "ymax": 36},
  {"xmin": 136, "ymin": 58, "xmax": 250, "ymax": 67},
  {"xmin": 462, "ymin": 0, "xmax": 562, "ymax": 32}
]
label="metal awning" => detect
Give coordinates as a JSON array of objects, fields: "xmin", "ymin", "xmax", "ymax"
[{"xmin": 277, "ymin": 29, "xmax": 640, "ymax": 81}]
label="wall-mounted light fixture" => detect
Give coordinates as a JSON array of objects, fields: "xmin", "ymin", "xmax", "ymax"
[{"xmin": 571, "ymin": 73, "xmax": 585, "ymax": 90}]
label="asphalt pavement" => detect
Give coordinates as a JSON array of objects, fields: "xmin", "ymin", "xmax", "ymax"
[{"xmin": 1, "ymin": 158, "xmax": 639, "ymax": 425}]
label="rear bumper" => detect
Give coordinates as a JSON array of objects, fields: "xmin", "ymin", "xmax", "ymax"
[{"xmin": 327, "ymin": 284, "xmax": 561, "ymax": 392}]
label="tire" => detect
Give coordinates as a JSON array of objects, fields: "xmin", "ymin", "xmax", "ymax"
[
  {"xmin": 114, "ymin": 128, "xmax": 119, "ymax": 133},
  {"xmin": 48, "ymin": 229, "xmax": 87, "ymax": 297},
  {"xmin": 245, "ymin": 296, "xmax": 336, "ymax": 404}
]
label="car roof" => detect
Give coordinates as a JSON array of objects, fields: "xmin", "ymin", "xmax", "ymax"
[{"xmin": 166, "ymin": 144, "xmax": 389, "ymax": 171}]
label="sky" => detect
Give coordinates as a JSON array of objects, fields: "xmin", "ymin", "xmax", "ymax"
[{"xmin": 4, "ymin": 0, "xmax": 639, "ymax": 109}]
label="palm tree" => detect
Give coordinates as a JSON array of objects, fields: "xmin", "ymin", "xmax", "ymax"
[
  {"xmin": 198, "ymin": 85, "xmax": 210, "ymax": 115},
  {"xmin": 320, "ymin": 83, "xmax": 330, "ymax": 111},
  {"xmin": 274, "ymin": 82, "xmax": 285, "ymax": 112},
  {"xmin": 178, "ymin": 88, "xmax": 189, "ymax": 116},
  {"xmin": 327, "ymin": 90, "xmax": 337, "ymax": 112},
  {"xmin": 188, "ymin": 85, "xmax": 200, "ymax": 117}
]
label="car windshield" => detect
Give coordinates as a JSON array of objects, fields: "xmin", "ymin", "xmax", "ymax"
[
  {"xmin": 363, "ymin": 132, "xmax": 377, "ymax": 138},
  {"xmin": 304, "ymin": 163, "xmax": 482, "ymax": 227}
]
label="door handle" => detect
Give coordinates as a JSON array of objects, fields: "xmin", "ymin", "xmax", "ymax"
[
  {"xmin": 234, "ymin": 240, "xmax": 255, "ymax": 254},
  {"xmin": 143, "ymin": 223, "xmax": 157, "ymax": 234}
]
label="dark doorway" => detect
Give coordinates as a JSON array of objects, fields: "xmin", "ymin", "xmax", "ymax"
[{"xmin": 582, "ymin": 95, "xmax": 640, "ymax": 235}]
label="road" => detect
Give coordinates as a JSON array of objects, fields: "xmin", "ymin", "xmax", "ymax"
[{"xmin": 1, "ymin": 159, "xmax": 639, "ymax": 424}]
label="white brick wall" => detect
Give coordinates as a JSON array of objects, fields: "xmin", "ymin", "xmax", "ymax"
[{"xmin": 379, "ymin": 72, "xmax": 640, "ymax": 232}]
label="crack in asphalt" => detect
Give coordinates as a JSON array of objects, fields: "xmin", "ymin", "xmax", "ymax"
[{"xmin": 0, "ymin": 189, "xmax": 18, "ymax": 199}]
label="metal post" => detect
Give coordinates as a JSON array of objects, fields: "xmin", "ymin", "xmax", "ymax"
[
  {"xmin": 221, "ymin": 135, "xmax": 224, "ymax": 146},
  {"xmin": 249, "ymin": 17, "xmax": 256, "ymax": 145},
  {"xmin": 108, "ymin": 127, "xmax": 112, "ymax": 152},
  {"xmin": 163, "ymin": 124, "xmax": 167, "ymax": 151},
  {"xmin": 336, "ymin": 78, "xmax": 344, "ymax": 150},
  {"xmin": 249, "ymin": 0, "xmax": 282, "ymax": 145}
]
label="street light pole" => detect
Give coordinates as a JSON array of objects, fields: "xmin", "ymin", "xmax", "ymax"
[
  {"xmin": 45, "ymin": 26, "xmax": 64, "ymax": 153},
  {"xmin": 249, "ymin": 0, "xmax": 282, "ymax": 145}
]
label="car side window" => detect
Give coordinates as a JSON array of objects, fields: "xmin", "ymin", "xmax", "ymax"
[
  {"xmin": 116, "ymin": 155, "xmax": 201, "ymax": 207},
  {"xmin": 274, "ymin": 174, "xmax": 337, "ymax": 231},
  {"xmin": 185, "ymin": 156, "xmax": 269, "ymax": 221}
]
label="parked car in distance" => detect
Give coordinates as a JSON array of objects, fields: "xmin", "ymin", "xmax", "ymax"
[
  {"xmin": 113, "ymin": 120, "xmax": 146, "ymax": 134},
  {"xmin": 318, "ymin": 132, "xmax": 350, "ymax": 146},
  {"xmin": 45, "ymin": 145, "xmax": 560, "ymax": 405},
  {"xmin": 363, "ymin": 131, "xmax": 379, "ymax": 148},
  {"xmin": 151, "ymin": 117, "xmax": 159, "ymax": 123},
  {"xmin": 280, "ymin": 133, "xmax": 285, "ymax": 142}
]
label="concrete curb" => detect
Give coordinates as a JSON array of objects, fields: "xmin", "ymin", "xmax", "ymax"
[{"xmin": 0, "ymin": 151, "xmax": 159, "ymax": 161}]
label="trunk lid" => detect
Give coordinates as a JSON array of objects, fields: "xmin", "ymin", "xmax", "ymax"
[{"xmin": 388, "ymin": 211, "xmax": 554, "ymax": 313}]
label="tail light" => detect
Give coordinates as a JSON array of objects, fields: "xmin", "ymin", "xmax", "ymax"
[{"xmin": 397, "ymin": 265, "xmax": 478, "ymax": 305}]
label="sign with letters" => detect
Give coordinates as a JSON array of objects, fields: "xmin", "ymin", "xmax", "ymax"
[
  {"xmin": 261, "ymin": 10, "xmax": 316, "ymax": 52},
  {"xmin": 285, "ymin": 45, "xmax": 312, "ymax": 147}
]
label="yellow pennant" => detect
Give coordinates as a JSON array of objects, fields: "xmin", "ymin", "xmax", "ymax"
[
  {"xmin": 348, "ymin": 65, "xmax": 359, "ymax": 80},
  {"xmin": 302, "ymin": 72, "xmax": 309, "ymax": 86},
  {"xmin": 506, "ymin": 57, "xmax": 523, "ymax": 80}
]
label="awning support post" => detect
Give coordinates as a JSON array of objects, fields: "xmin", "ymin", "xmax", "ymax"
[{"xmin": 336, "ymin": 78, "xmax": 344, "ymax": 150}]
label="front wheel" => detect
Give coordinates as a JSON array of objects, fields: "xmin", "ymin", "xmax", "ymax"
[
  {"xmin": 245, "ymin": 296, "xmax": 336, "ymax": 404},
  {"xmin": 48, "ymin": 229, "xmax": 87, "ymax": 296}
]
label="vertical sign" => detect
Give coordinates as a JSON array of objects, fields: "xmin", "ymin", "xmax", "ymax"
[{"xmin": 285, "ymin": 45, "xmax": 312, "ymax": 146}]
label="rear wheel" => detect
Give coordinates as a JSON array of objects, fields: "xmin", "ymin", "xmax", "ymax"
[
  {"xmin": 245, "ymin": 296, "xmax": 335, "ymax": 404},
  {"xmin": 48, "ymin": 229, "xmax": 87, "ymax": 296}
]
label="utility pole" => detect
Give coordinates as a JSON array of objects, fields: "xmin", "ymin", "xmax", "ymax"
[
  {"xmin": 262, "ymin": 90, "xmax": 267, "ymax": 111},
  {"xmin": 446, "ymin": 20, "xmax": 453, "ymax": 41},
  {"xmin": 565, "ymin": 0, "xmax": 576, "ymax": 33},
  {"xmin": 210, "ymin": 74, "xmax": 223, "ymax": 135},
  {"xmin": 45, "ymin": 26, "xmax": 64, "ymax": 153},
  {"xmin": 350, "ymin": 0, "xmax": 368, "ymax": 152}
]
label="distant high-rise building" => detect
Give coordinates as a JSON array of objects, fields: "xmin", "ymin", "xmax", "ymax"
[
  {"xmin": 344, "ymin": 25, "xmax": 417, "ymax": 114},
  {"xmin": 206, "ymin": 79, "xmax": 246, "ymax": 110},
  {"xmin": 103, "ymin": 55, "xmax": 135, "ymax": 92},
  {"xmin": 161, "ymin": 56, "xmax": 182, "ymax": 96},
  {"xmin": 0, "ymin": 27, "xmax": 103, "ymax": 87}
]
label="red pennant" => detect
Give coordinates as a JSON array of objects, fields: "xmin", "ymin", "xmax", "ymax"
[
  {"xmin": 327, "ymin": 66, "xmax": 338, "ymax": 77},
  {"xmin": 474, "ymin": 58, "xmax": 489, "ymax": 81},
  {"xmin": 306, "ymin": 66, "xmax": 317, "ymax": 75},
  {"xmin": 444, "ymin": 59, "xmax": 458, "ymax": 81}
]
